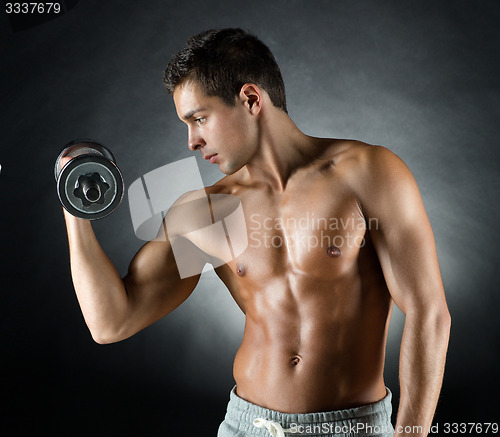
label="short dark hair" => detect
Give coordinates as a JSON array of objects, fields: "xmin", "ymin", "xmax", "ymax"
[{"xmin": 163, "ymin": 28, "xmax": 287, "ymax": 113}]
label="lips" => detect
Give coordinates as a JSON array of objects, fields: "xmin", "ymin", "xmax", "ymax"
[{"xmin": 204, "ymin": 153, "xmax": 218, "ymax": 163}]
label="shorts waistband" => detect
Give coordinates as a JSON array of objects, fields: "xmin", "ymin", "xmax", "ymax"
[{"xmin": 224, "ymin": 386, "xmax": 393, "ymax": 436}]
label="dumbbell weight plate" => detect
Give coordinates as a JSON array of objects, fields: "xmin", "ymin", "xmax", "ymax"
[
  {"xmin": 54, "ymin": 140, "xmax": 116, "ymax": 182},
  {"xmin": 57, "ymin": 154, "xmax": 124, "ymax": 220}
]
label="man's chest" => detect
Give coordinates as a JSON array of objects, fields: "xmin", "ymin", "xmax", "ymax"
[
  {"xmin": 238, "ymin": 177, "xmax": 367, "ymax": 276},
  {"xmin": 180, "ymin": 167, "xmax": 370, "ymax": 279}
]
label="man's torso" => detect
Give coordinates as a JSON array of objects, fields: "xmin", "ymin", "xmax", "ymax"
[{"xmin": 174, "ymin": 139, "xmax": 393, "ymax": 413}]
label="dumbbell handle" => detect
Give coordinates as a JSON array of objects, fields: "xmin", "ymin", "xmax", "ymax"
[{"xmin": 79, "ymin": 175, "xmax": 102, "ymax": 203}]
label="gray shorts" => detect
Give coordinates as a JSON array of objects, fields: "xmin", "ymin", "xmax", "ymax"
[{"xmin": 217, "ymin": 386, "xmax": 394, "ymax": 437}]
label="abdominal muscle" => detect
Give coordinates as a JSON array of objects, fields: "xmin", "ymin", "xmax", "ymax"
[{"xmin": 231, "ymin": 269, "xmax": 393, "ymax": 414}]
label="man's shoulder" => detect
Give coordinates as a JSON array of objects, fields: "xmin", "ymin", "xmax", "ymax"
[
  {"xmin": 164, "ymin": 187, "xmax": 213, "ymax": 237},
  {"xmin": 315, "ymin": 140, "xmax": 414, "ymax": 207},
  {"xmin": 320, "ymin": 139, "xmax": 405, "ymax": 180},
  {"xmin": 166, "ymin": 181, "xmax": 242, "ymax": 235},
  {"xmin": 325, "ymin": 140, "xmax": 418, "ymax": 214}
]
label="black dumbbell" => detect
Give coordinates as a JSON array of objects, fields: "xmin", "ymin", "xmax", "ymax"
[{"xmin": 54, "ymin": 140, "xmax": 124, "ymax": 220}]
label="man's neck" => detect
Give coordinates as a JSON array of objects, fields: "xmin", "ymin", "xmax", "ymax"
[{"xmin": 242, "ymin": 108, "xmax": 321, "ymax": 192}]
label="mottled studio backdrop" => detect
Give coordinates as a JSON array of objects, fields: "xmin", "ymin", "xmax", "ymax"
[{"xmin": 1, "ymin": 0, "xmax": 499, "ymax": 435}]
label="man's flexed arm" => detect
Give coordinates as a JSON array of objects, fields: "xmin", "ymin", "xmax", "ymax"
[
  {"xmin": 64, "ymin": 210, "xmax": 200, "ymax": 344},
  {"xmin": 353, "ymin": 145, "xmax": 451, "ymax": 437}
]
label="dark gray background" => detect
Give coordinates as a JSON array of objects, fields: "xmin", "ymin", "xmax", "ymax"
[{"xmin": 1, "ymin": 0, "xmax": 499, "ymax": 435}]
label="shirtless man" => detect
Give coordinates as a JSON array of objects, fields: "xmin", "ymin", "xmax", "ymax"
[{"xmin": 61, "ymin": 29, "xmax": 451, "ymax": 436}]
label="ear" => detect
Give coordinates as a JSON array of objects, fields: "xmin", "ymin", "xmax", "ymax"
[{"xmin": 239, "ymin": 83, "xmax": 262, "ymax": 115}]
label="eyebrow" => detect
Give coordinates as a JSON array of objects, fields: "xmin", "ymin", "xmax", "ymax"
[{"xmin": 183, "ymin": 107, "xmax": 207, "ymax": 120}]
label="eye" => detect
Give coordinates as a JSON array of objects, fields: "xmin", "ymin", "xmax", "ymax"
[{"xmin": 195, "ymin": 117, "xmax": 206, "ymax": 125}]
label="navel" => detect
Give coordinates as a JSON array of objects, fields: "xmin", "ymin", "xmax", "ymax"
[
  {"xmin": 236, "ymin": 263, "xmax": 246, "ymax": 276},
  {"xmin": 326, "ymin": 245, "xmax": 342, "ymax": 257},
  {"xmin": 290, "ymin": 355, "xmax": 301, "ymax": 366}
]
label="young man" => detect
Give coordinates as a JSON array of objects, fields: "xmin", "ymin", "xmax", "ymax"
[{"xmin": 62, "ymin": 28, "xmax": 450, "ymax": 436}]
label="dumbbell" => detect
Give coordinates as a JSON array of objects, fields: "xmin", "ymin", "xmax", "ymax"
[{"xmin": 54, "ymin": 140, "xmax": 124, "ymax": 220}]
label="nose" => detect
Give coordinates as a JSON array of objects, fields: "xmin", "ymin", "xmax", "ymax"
[{"xmin": 188, "ymin": 129, "xmax": 205, "ymax": 152}]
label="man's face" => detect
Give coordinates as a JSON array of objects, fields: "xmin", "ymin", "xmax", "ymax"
[{"xmin": 173, "ymin": 81, "xmax": 259, "ymax": 175}]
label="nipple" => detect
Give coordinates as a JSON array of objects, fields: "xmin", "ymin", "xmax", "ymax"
[
  {"xmin": 236, "ymin": 263, "xmax": 246, "ymax": 276},
  {"xmin": 326, "ymin": 245, "xmax": 341, "ymax": 257}
]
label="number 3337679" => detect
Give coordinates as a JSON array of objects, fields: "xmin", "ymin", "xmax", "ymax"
[{"xmin": 5, "ymin": 3, "xmax": 61, "ymax": 14}]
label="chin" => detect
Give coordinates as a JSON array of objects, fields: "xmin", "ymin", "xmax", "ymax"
[
  {"xmin": 220, "ymin": 167, "xmax": 236, "ymax": 176},
  {"xmin": 221, "ymin": 161, "xmax": 245, "ymax": 175}
]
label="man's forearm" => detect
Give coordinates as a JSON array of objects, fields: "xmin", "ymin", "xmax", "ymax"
[
  {"xmin": 394, "ymin": 307, "xmax": 451, "ymax": 437},
  {"xmin": 64, "ymin": 210, "xmax": 129, "ymax": 343}
]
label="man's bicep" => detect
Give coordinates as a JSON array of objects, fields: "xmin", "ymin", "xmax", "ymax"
[
  {"xmin": 360, "ymin": 147, "xmax": 446, "ymax": 315},
  {"xmin": 122, "ymin": 235, "xmax": 203, "ymax": 331}
]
